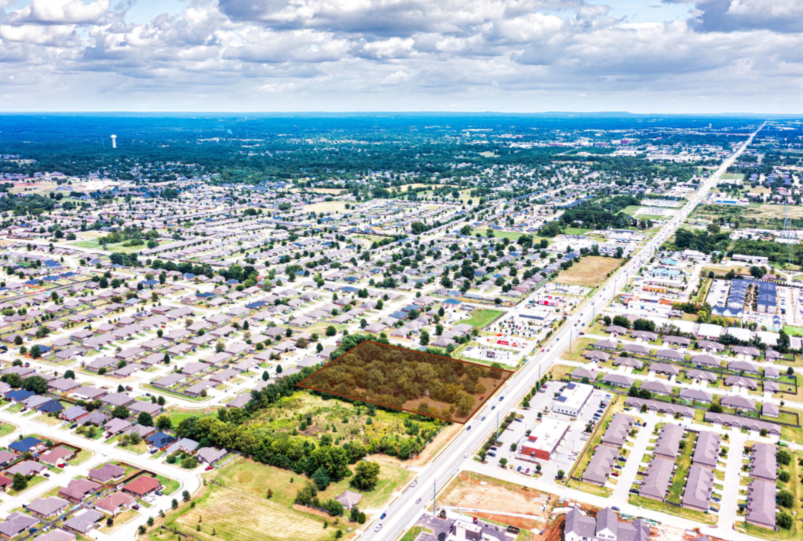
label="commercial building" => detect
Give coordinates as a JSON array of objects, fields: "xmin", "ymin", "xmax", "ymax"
[
  {"xmin": 552, "ymin": 382, "xmax": 594, "ymax": 417},
  {"xmin": 518, "ymin": 418, "xmax": 570, "ymax": 461}
]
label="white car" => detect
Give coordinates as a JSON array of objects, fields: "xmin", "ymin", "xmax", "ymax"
[{"xmin": 375, "ymin": 523, "xmax": 383, "ymax": 532}]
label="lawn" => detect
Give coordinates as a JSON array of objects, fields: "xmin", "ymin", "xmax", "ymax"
[
  {"xmin": 165, "ymin": 407, "xmax": 219, "ymax": 427},
  {"xmin": 67, "ymin": 449, "xmax": 93, "ymax": 466},
  {"xmin": 0, "ymin": 423, "xmax": 16, "ymax": 438},
  {"xmin": 8, "ymin": 475, "xmax": 47, "ymax": 496},
  {"xmin": 562, "ymin": 337, "xmax": 595, "ymax": 363},
  {"xmin": 400, "ymin": 527, "xmax": 432, "ymax": 541},
  {"xmin": 70, "ymin": 239, "xmax": 144, "ymax": 254},
  {"xmin": 556, "ymin": 256, "xmax": 622, "ymax": 287},
  {"xmin": 156, "ymin": 474, "xmax": 181, "ymax": 495},
  {"xmin": 666, "ymin": 431, "xmax": 696, "ymax": 504},
  {"xmin": 461, "ymin": 309, "xmax": 504, "ymax": 329},
  {"xmin": 629, "ymin": 494, "xmax": 717, "ymax": 525}
]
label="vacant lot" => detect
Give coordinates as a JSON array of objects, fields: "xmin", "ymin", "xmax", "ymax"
[
  {"xmin": 299, "ymin": 341, "xmax": 512, "ymax": 423},
  {"xmin": 302, "ymin": 201, "xmax": 347, "ymax": 213},
  {"xmin": 246, "ymin": 389, "xmax": 445, "ymax": 452},
  {"xmin": 462, "ymin": 309, "xmax": 504, "ymax": 329},
  {"xmin": 439, "ymin": 471, "xmax": 553, "ymax": 519},
  {"xmin": 146, "ymin": 455, "xmax": 410, "ymax": 541},
  {"xmin": 557, "ymin": 256, "xmax": 622, "ymax": 287}
]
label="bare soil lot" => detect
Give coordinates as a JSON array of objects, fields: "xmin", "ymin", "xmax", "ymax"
[{"xmin": 557, "ymin": 256, "xmax": 622, "ymax": 287}]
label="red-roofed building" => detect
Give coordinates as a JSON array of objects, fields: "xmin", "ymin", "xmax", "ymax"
[{"xmin": 122, "ymin": 476, "xmax": 161, "ymax": 497}]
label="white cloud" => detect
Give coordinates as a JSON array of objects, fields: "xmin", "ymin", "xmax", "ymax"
[
  {"xmin": 0, "ymin": 0, "xmax": 801, "ymax": 111},
  {"xmin": 5, "ymin": 0, "xmax": 110, "ymax": 25}
]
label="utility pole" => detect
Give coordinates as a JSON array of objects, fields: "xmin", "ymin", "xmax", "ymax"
[{"xmin": 433, "ymin": 479, "xmax": 437, "ymax": 517}]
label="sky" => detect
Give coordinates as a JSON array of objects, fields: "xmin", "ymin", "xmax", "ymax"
[{"xmin": 0, "ymin": 0, "xmax": 802, "ymax": 113}]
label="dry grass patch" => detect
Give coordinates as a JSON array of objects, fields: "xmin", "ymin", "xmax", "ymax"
[
  {"xmin": 557, "ymin": 256, "xmax": 622, "ymax": 287},
  {"xmin": 439, "ymin": 471, "xmax": 553, "ymax": 517},
  {"xmin": 303, "ymin": 201, "xmax": 348, "ymax": 213}
]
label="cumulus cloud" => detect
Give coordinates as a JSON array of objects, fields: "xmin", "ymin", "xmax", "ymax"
[
  {"xmin": 0, "ymin": 0, "xmax": 801, "ymax": 111},
  {"xmin": 668, "ymin": 0, "xmax": 803, "ymax": 33},
  {"xmin": 4, "ymin": 0, "xmax": 110, "ymax": 25}
]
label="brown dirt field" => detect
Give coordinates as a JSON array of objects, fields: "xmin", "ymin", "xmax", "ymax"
[
  {"xmin": 538, "ymin": 514, "xmax": 565, "ymax": 541},
  {"xmin": 557, "ymin": 256, "xmax": 622, "ymax": 287},
  {"xmin": 439, "ymin": 472, "xmax": 554, "ymax": 517},
  {"xmin": 475, "ymin": 512, "xmax": 541, "ymax": 530}
]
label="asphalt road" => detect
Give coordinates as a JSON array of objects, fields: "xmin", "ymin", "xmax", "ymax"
[{"xmin": 361, "ymin": 123, "xmax": 764, "ymax": 541}]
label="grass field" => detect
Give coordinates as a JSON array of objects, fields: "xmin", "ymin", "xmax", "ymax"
[
  {"xmin": 147, "ymin": 455, "xmax": 410, "ymax": 541},
  {"xmin": 461, "ymin": 309, "xmax": 504, "ymax": 329},
  {"xmin": 70, "ymin": 239, "xmax": 143, "ymax": 253},
  {"xmin": 629, "ymin": 494, "xmax": 717, "ymax": 525},
  {"xmin": 562, "ymin": 337, "xmax": 595, "ymax": 363},
  {"xmin": 720, "ymin": 173, "xmax": 745, "ymax": 181},
  {"xmin": 666, "ymin": 431, "xmax": 696, "ymax": 504},
  {"xmin": 557, "ymin": 256, "xmax": 622, "ymax": 287}
]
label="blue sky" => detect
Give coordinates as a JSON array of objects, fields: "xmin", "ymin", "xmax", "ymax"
[{"xmin": 0, "ymin": 0, "xmax": 801, "ymax": 113}]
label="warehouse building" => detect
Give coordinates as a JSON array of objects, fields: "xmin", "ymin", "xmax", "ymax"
[{"xmin": 552, "ymin": 382, "xmax": 594, "ymax": 417}]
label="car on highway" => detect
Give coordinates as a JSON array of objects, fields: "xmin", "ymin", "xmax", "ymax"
[
  {"xmin": 415, "ymin": 498, "xmax": 421, "ymax": 504},
  {"xmin": 380, "ymin": 513, "xmax": 386, "ymax": 520},
  {"xmin": 480, "ymin": 416, "xmax": 486, "ymax": 421},
  {"xmin": 466, "ymin": 426, "xmax": 471, "ymax": 431},
  {"xmin": 375, "ymin": 524, "xmax": 383, "ymax": 532},
  {"xmin": 499, "ymin": 396, "xmax": 504, "ymax": 401}
]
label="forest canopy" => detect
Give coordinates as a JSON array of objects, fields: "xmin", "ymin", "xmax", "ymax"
[{"xmin": 299, "ymin": 341, "xmax": 511, "ymax": 423}]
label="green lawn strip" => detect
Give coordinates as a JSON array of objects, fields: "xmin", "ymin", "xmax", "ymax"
[
  {"xmin": 67, "ymin": 449, "xmax": 93, "ymax": 466},
  {"xmin": 666, "ymin": 431, "xmax": 697, "ymax": 504},
  {"xmin": 8, "ymin": 475, "xmax": 47, "ymax": 496},
  {"xmin": 570, "ymin": 395, "xmax": 621, "ymax": 480},
  {"xmin": 462, "ymin": 309, "xmax": 505, "ymax": 329},
  {"xmin": 156, "ymin": 474, "xmax": 181, "ymax": 496},
  {"xmin": 628, "ymin": 494, "xmax": 717, "ymax": 526},
  {"xmin": 143, "ymin": 384, "xmax": 212, "ymax": 402},
  {"xmin": 0, "ymin": 423, "xmax": 16, "ymax": 438},
  {"xmin": 565, "ymin": 478, "xmax": 612, "ymax": 497},
  {"xmin": 399, "ymin": 527, "xmax": 432, "ymax": 541}
]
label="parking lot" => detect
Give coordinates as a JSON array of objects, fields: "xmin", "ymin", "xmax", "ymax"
[{"xmin": 482, "ymin": 380, "xmax": 612, "ymax": 481}]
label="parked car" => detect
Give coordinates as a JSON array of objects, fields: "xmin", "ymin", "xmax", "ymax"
[
  {"xmin": 205, "ymin": 465, "xmax": 214, "ymax": 471},
  {"xmin": 487, "ymin": 452, "xmax": 496, "ymax": 457},
  {"xmin": 612, "ymin": 507, "xmax": 620, "ymax": 511}
]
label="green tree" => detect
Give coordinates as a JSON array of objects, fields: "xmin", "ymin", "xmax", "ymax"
[
  {"xmin": 112, "ymin": 406, "xmax": 129, "ymax": 419},
  {"xmin": 351, "ymin": 461, "xmax": 381, "ymax": 491},
  {"xmin": 11, "ymin": 473, "xmax": 27, "ymax": 491}
]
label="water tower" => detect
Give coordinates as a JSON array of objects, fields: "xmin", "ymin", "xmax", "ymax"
[{"xmin": 110, "ymin": 135, "xmax": 117, "ymax": 149}]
